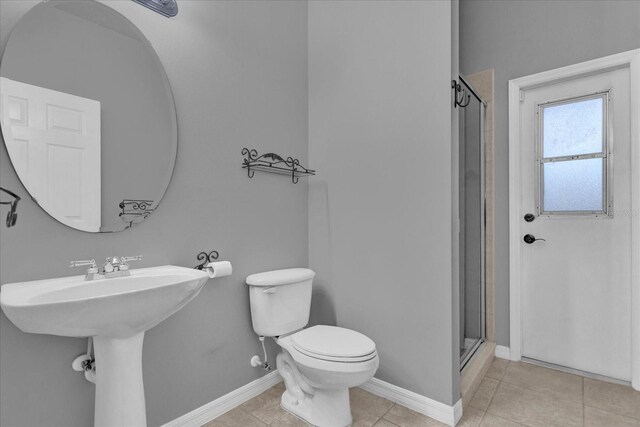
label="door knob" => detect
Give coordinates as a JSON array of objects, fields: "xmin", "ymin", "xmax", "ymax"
[{"xmin": 524, "ymin": 234, "xmax": 546, "ymax": 244}]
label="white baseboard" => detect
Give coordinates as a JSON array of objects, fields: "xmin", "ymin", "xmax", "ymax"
[
  {"xmin": 495, "ymin": 345, "xmax": 512, "ymax": 360},
  {"xmin": 163, "ymin": 370, "xmax": 282, "ymax": 427},
  {"xmin": 164, "ymin": 371, "xmax": 463, "ymax": 427},
  {"xmin": 360, "ymin": 377, "xmax": 463, "ymax": 427}
]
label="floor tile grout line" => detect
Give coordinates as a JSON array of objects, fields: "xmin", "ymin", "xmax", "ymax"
[
  {"xmin": 495, "ymin": 376, "xmax": 587, "ymax": 408},
  {"xmin": 483, "ymin": 378, "xmax": 566, "ymax": 427},
  {"xmin": 266, "ymin": 411, "xmax": 284, "ymax": 426},
  {"xmin": 245, "ymin": 407, "xmax": 270, "ymax": 426},
  {"xmin": 497, "ymin": 380, "xmax": 584, "ymax": 405},
  {"xmin": 368, "ymin": 411, "xmax": 383, "ymax": 426},
  {"xmin": 498, "ymin": 362, "xmax": 584, "ymax": 403},
  {"xmin": 482, "ymin": 376, "xmax": 501, "ymax": 414},
  {"xmin": 481, "ymin": 367, "xmax": 599, "ymax": 427},
  {"xmin": 582, "ymin": 403, "xmax": 640, "ymax": 422},
  {"xmin": 486, "ymin": 413, "xmax": 529, "ymax": 427},
  {"xmin": 381, "ymin": 402, "xmax": 396, "ymax": 418},
  {"xmin": 376, "ymin": 415, "xmax": 401, "ymax": 427},
  {"xmin": 477, "ymin": 408, "xmax": 488, "ymax": 426}
]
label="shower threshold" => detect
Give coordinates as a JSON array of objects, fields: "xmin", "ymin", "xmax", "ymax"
[{"xmin": 460, "ymin": 338, "xmax": 484, "ymax": 370}]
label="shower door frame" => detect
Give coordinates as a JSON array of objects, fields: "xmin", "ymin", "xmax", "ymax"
[{"xmin": 459, "ymin": 75, "xmax": 487, "ymax": 370}]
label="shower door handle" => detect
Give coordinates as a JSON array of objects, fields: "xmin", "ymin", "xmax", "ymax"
[{"xmin": 524, "ymin": 234, "xmax": 546, "ymax": 244}]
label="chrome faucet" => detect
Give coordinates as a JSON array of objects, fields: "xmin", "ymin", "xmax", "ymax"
[
  {"xmin": 70, "ymin": 255, "xmax": 143, "ymax": 281},
  {"xmin": 103, "ymin": 256, "xmax": 122, "ymax": 274}
]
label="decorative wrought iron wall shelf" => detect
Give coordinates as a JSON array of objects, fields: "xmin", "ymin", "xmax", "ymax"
[
  {"xmin": 119, "ymin": 199, "xmax": 154, "ymax": 229},
  {"xmin": 242, "ymin": 148, "xmax": 315, "ymax": 184},
  {"xmin": 119, "ymin": 199, "xmax": 154, "ymax": 218}
]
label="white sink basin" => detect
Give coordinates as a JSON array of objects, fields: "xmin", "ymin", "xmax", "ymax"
[
  {"xmin": 0, "ymin": 265, "xmax": 210, "ymax": 338},
  {"xmin": 0, "ymin": 265, "xmax": 212, "ymax": 427}
]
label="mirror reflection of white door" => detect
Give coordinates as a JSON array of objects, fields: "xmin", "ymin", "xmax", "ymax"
[
  {"xmin": 517, "ymin": 67, "xmax": 632, "ymax": 381},
  {"xmin": 0, "ymin": 77, "xmax": 101, "ymax": 232}
]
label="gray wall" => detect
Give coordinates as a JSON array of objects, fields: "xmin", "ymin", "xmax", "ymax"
[
  {"xmin": 308, "ymin": 0, "xmax": 460, "ymax": 405},
  {"xmin": 459, "ymin": 0, "xmax": 640, "ymax": 346},
  {"xmin": 0, "ymin": 1, "xmax": 308, "ymax": 426}
]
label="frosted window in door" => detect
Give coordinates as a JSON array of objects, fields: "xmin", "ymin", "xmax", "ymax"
[
  {"xmin": 537, "ymin": 92, "xmax": 609, "ymax": 215},
  {"xmin": 543, "ymin": 98, "xmax": 604, "ymax": 157},
  {"xmin": 543, "ymin": 158, "xmax": 604, "ymax": 212}
]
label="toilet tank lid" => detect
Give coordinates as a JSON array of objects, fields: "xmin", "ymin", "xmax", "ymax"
[{"xmin": 246, "ymin": 268, "xmax": 315, "ymax": 287}]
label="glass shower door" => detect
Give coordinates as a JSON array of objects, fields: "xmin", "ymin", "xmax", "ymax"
[{"xmin": 459, "ymin": 76, "xmax": 486, "ymax": 369}]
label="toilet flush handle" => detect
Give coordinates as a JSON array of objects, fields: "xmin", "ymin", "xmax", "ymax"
[{"xmin": 263, "ymin": 287, "xmax": 277, "ymax": 294}]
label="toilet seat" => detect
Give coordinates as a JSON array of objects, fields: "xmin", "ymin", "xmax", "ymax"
[
  {"xmin": 277, "ymin": 333, "xmax": 379, "ymax": 375},
  {"xmin": 290, "ymin": 325, "xmax": 377, "ymax": 363}
]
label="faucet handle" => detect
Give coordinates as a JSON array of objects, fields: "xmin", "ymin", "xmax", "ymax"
[
  {"xmin": 70, "ymin": 259, "xmax": 99, "ymax": 276},
  {"xmin": 70, "ymin": 259, "xmax": 96, "ymax": 269},
  {"xmin": 119, "ymin": 255, "xmax": 142, "ymax": 271}
]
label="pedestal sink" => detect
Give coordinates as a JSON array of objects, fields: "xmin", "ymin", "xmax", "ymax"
[{"xmin": 0, "ymin": 265, "xmax": 211, "ymax": 427}]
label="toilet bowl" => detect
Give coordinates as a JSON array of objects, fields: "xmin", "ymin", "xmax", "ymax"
[
  {"xmin": 246, "ymin": 269, "xmax": 379, "ymax": 427},
  {"xmin": 277, "ymin": 326, "xmax": 379, "ymax": 426}
]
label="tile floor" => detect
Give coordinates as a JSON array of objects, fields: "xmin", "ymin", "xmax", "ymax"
[{"xmin": 203, "ymin": 359, "xmax": 640, "ymax": 427}]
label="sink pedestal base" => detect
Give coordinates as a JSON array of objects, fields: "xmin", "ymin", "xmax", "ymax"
[{"xmin": 93, "ymin": 332, "xmax": 146, "ymax": 427}]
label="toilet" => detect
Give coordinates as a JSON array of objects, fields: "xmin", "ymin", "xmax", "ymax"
[{"xmin": 246, "ymin": 268, "xmax": 379, "ymax": 427}]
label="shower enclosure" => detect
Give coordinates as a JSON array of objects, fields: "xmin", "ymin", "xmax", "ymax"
[{"xmin": 458, "ymin": 76, "xmax": 486, "ymax": 369}]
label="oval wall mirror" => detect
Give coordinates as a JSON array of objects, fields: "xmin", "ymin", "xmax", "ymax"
[{"xmin": 0, "ymin": 0, "xmax": 177, "ymax": 232}]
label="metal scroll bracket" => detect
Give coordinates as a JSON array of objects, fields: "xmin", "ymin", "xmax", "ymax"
[
  {"xmin": 0, "ymin": 187, "xmax": 20, "ymax": 228},
  {"xmin": 194, "ymin": 250, "xmax": 219, "ymax": 270},
  {"xmin": 452, "ymin": 80, "xmax": 471, "ymax": 108}
]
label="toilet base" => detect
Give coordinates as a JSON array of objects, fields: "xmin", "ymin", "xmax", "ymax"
[
  {"xmin": 281, "ymin": 388, "xmax": 352, "ymax": 427},
  {"xmin": 274, "ymin": 334, "xmax": 378, "ymax": 427}
]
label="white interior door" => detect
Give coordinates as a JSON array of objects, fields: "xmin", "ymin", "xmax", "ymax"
[
  {"xmin": 518, "ymin": 67, "xmax": 632, "ymax": 381},
  {"xmin": 1, "ymin": 77, "xmax": 101, "ymax": 232}
]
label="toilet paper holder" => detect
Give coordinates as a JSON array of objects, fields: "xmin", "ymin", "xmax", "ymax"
[
  {"xmin": 194, "ymin": 250, "xmax": 219, "ymax": 270},
  {"xmin": 194, "ymin": 250, "xmax": 233, "ymax": 279}
]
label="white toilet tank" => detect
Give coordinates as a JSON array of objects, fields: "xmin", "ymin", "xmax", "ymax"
[{"xmin": 246, "ymin": 268, "xmax": 315, "ymax": 337}]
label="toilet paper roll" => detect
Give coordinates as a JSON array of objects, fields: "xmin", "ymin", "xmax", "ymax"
[{"xmin": 205, "ymin": 261, "xmax": 232, "ymax": 279}]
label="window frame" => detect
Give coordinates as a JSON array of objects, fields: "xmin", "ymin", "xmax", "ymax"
[{"xmin": 535, "ymin": 90, "xmax": 612, "ymax": 218}]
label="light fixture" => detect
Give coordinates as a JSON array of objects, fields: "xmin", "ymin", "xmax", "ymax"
[{"xmin": 132, "ymin": 0, "xmax": 178, "ymax": 18}]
